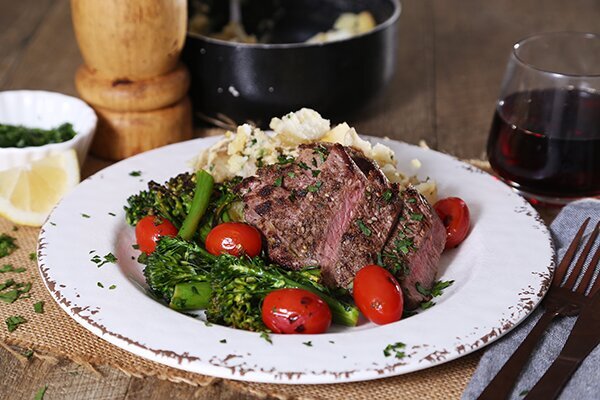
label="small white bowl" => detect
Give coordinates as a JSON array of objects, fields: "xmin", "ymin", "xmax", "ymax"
[{"xmin": 0, "ymin": 90, "xmax": 97, "ymax": 170}]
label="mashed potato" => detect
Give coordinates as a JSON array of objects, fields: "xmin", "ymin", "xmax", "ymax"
[{"xmin": 194, "ymin": 109, "xmax": 437, "ymax": 203}]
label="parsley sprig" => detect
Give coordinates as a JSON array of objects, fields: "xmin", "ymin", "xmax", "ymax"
[
  {"xmin": 356, "ymin": 220, "xmax": 372, "ymax": 237},
  {"xmin": 0, "ymin": 234, "xmax": 18, "ymax": 258},
  {"xmin": 383, "ymin": 342, "xmax": 406, "ymax": 359}
]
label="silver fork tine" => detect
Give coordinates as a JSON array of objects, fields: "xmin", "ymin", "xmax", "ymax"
[
  {"xmin": 585, "ymin": 235, "xmax": 600, "ymax": 297},
  {"xmin": 574, "ymin": 222, "xmax": 600, "ymax": 294},
  {"xmin": 554, "ymin": 218, "xmax": 591, "ymax": 285}
]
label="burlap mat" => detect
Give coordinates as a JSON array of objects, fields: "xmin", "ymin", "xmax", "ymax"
[{"xmin": 0, "ymin": 158, "xmax": 520, "ymax": 400}]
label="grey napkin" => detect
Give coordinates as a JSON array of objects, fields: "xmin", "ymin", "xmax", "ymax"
[{"xmin": 462, "ymin": 199, "xmax": 600, "ymax": 400}]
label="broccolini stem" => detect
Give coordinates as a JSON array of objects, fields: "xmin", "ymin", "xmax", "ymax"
[
  {"xmin": 178, "ymin": 170, "xmax": 214, "ymax": 240},
  {"xmin": 227, "ymin": 263, "xmax": 359, "ymax": 326},
  {"xmin": 280, "ymin": 277, "xmax": 359, "ymax": 327},
  {"xmin": 170, "ymin": 282, "xmax": 212, "ymax": 310}
]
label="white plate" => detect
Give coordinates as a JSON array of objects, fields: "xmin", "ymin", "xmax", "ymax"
[{"xmin": 38, "ymin": 136, "xmax": 554, "ymax": 384}]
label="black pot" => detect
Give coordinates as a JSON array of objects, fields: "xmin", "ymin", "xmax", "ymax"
[{"xmin": 183, "ymin": 0, "xmax": 401, "ymax": 127}]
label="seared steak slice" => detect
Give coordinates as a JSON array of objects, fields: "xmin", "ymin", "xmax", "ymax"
[
  {"xmin": 381, "ymin": 186, "xmax": 446, "ymax": 309},
  {"xmin": 332, "ymin": 148, "xmax": 402, "ymax": 288},
  {"xmin": 238, "ymin": 143, "xmax": 402, "ymax": 288}
]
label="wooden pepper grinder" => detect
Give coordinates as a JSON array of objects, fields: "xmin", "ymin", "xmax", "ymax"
[{"xmin": 71, "ymin": 0, "xmax": 193, "ymax": 160}]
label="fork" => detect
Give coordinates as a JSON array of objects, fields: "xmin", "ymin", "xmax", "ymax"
[{"xmin": 477, "ymin": 217, "xmax": 600, "ymax": 400}]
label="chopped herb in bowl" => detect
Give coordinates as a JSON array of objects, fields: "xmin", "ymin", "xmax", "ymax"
[{"xmin": 0, "ymin": 122, "xmax": 76, "ymax": 148}]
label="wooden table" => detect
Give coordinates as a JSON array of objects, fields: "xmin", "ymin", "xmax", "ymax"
[{"xmin": 0, "ymin": 0, "xmax": 598, "ymax": 398}]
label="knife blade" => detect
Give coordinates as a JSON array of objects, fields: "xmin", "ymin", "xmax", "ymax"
[{"xmin": 524, "ymin": 288, "xmax": 600, "ymax": 400}]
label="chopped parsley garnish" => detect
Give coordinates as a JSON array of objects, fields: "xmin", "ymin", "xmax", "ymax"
[
  {"xmin": 0, "ymin": 280, "xmax": 31, "ymax": 303},
  {"xmin": 382, "ymin": 189, "xmax": 393, "ymax": 203},
  {"xmin": 307, "ymin": 181, "xmax": 322, "ymax": 193},
  {"xmin": 430, "ymin": 280, "xmax": 454, "ymax": 297},
  {"xmin": 219, "ymin": 339, "xmax": 227, "ymax": 343},
  {"xmin": 81, "ymin": 213, "xmax": 91, "ymax": 218},
  {"xmin": 129, "ymin": 170, "xmax": 142, "ymax": 177},
  {"xmin": 0, "ymin": 122, "xmax": 76, "ymax": 148},
  {"xmin": 383, "ymin": 342, "xmax": 406, "ymax": 359},
  {"xmin": 34, "ymin": 385, "xmax": 47, "ymax": 400},
  {"xmin": 97, "ymin": 282, "xmax": 104, "ymax": 288},
  {"xmin": 277, "ymin": 154, "xmax": 295, "ymax": 165},
  {"xmin": 108, "ymin": 212, "xmax": 116, "ymax": 217},
  {"xmin": 29, "ymin": 252, "xmax": 37, "ymax": 261},
  {"xmin": 5, "ymin": 315, "xmax": 27, "ymax": 332},
  {"xmin": 415, "ymin": 283, "xmax": 429, "ymax": 297},
  {"xmin": 420, "ymin": 301, "xmax": 434, "ymax": 310},
  {"xmin": 414, "ymin": 280, "xmax": 454, "ymax": 310},
  {"xmin": 311, "ymin": 158, "xmax": 318, "ymax": 167},
  {"xmin": 0, "ymin": 264, "xmax": 25, "ymax": 273},
  {"xmin": 0, "ymin": 234, "xmax": 18, "ymax": 258},
  {"xmin": 298, "ymin": 162, "xmax": 310, "ymax": 170},
  {"xmin": 416, "ymin": 280, "xmax": 454, "ymax": 297},
  {"xmin": 287, "ymin": 172, "xmax": 296, "ymax": 178},
  {"xmin": 410, "ymin": 213, "xmax": 424, "ymax": 221},
  {"xmin": 394, "ymin": 236, "xmax": 415, "ymax": 255},
  {"xmin": 260, "ymin": 331, "xmax": 272, "ymax": 344},
  {"xmin": 313, "ymin": 144, "xmax": 330, "ymax": 162},
  {"xmin": 303, "ymin": 341, "xmax": 313, "ymax": 347},
  {"xmin": 356, "ymin": 220, "xmax": 372, "ymax": 237},
  {"xmin": 109, "ymin": 285, "xmax": 116, "ymax": 290},
  {"xmin": 274, "ymin": 176, "xmax": 283, "ymax": 187},
  {"xmin": 0, "ymin": 278, "xmax": 14, "ymax": 291},
  {"xmin": 311, "ymin": 169, "xmax": 321, "ymax": 177},
  {"xmin": 407, "ymin": 198, "xmax": 417, "ymax": 203},
  {"xmin": 383, "ymin": 256, "xmax": 409, "ymax": 277},
  {"xmin": 34, "ymin": 301, "xmax": 44, "ymax": 314},
  {"xmin": 22, "ymin": 349, "xmax": 34, "ymax": 358},
  {"xmin": 91, "ymin": 252, "xmax": 118, "ymax": 268}
]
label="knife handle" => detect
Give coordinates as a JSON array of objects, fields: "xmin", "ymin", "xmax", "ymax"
[
  {"xmin": 477, "ymin": 311, "xmax": 557, "ymax": 400},
  {"xmin": 523, "ymin": 356, "xmax": 585, "ymax": 400}
]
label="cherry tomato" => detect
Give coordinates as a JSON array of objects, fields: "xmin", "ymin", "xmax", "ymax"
[
  {"xmin": 353, "ymin": 265, "xmax": 403, "ymax": 325},
  {"xmin": 434, "ymin": 197, "xmax": 471, "ymax": 249},
  {"xmin": 135, "ymin": 215, "xmax": 178, "ymax": 254},
  {"xmin": 261, "ymin": 288, "xmax": 332, "ymax": 334},
  {"xmin": 205, "ymin": 222, "xmax": 262, "ymax": 257}
]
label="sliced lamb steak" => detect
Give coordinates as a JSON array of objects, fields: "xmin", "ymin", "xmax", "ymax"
[
  {"xmin": 238, "ymin": 143, "xmax": 402, "ymax": 288},
  {"xmin": 381, "ymin": 186, "xmax": 446, "ymax": 309}
]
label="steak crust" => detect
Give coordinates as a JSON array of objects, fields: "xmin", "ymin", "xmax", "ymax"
[{"xmin": 381, "ymin": 186, "xmax": 446, "ymax": 309}]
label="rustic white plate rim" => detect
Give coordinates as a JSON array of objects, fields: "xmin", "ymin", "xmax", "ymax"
[{"xmin": 37, "ymin": 136, "xmax": 554, "ymax": 384}]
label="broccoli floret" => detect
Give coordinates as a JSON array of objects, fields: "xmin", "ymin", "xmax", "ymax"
[
  {"xmin": 125, "ymin": 172, "xmax": 196, "ymax": 227},
  {"xmin": 143, "ymin": 236, "xmax": 212, "ymax": 301},
  {"xmin": 144, "ymin": 236, "xmax": 359, "ymax": 331},
  {"xmin": 124, "ymin": 173, "xmax": 242, "ymax": 234}
]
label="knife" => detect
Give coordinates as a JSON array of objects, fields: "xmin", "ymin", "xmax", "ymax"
[{"xmin": 524, "ymin": 288, "xmax": 600, "ymax": 400}]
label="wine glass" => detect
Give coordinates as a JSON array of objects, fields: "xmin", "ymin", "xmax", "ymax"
[{"xmin": 487, "ymin": 32, "xmax": 600, "ymax": 205}]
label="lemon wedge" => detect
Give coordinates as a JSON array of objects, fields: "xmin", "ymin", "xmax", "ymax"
[{"xmin": 0, "ymin": 150, "xmax": 80, "ymax": 226}]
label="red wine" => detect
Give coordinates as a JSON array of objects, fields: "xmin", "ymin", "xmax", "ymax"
[{"xmin": 487, "ymin": 88, "xmax": 600, "ymax": 198}]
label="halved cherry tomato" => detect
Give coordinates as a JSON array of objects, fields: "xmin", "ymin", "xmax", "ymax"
[
  {"xmin": 135, "ymin": 215, "xmax": 178, "ymax": 254},
  {"xmin": 261, "ymin": 288, "xmax": 332, "ymax": 334},
  {"xmin": 353, "ymin": 265, "xmax": 403, "ymax": 325},
  {"xmin": 205, "ymin": 222, "xmax": 262, "ymax": 257},
  {"xmin": 434, "ymin": 197, "xmax": 471, "ymax": 249}
]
